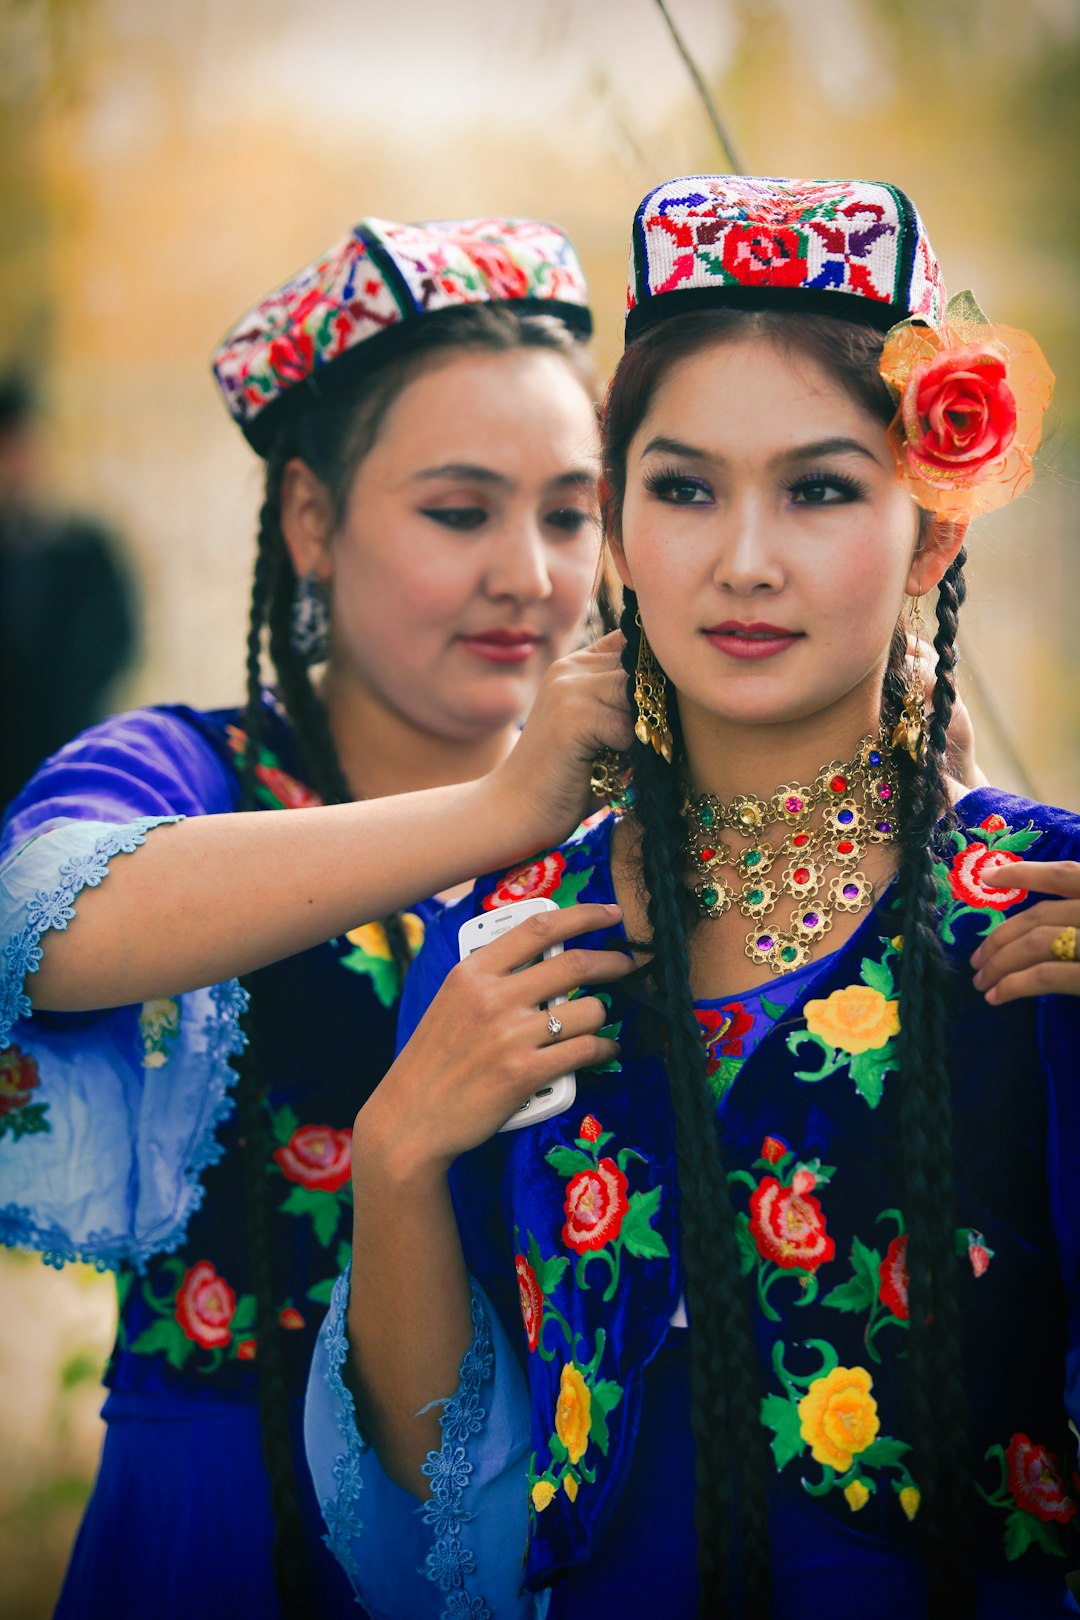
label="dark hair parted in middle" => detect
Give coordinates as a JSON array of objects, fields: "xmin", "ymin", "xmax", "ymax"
[{"xmin": 601, "ymin": 308, "xmax": 971, "ymax": 1620}]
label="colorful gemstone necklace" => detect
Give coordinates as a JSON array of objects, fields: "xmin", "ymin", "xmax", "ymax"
[{"xmin": 682, "ymin": 733, "xmax": 900, "ymax": 974}]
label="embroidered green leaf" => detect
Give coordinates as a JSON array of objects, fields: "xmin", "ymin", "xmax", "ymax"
[
  {"xmin": 545, "ymin": 1145, "xmax": 596, "ymax": 1179},
  {"xmin": 705, "ymin": 1054, "xmax": 742, "ymax": 1104},
  {"xmin": 336, "ymin": 1239, "xmax": 352, "ymax": 1274},
  {"xmin": 268, "ymin": 1103, "xmax": 300, "ymax": 1146},
  {"xmin": 306, "ymin": 1276, "xmax": 337, "ymax": 1305},
  {"xmin": 759, "ymin": 996, "xmax": 787, "ymax": 1023},
  {"xmin": 932, "ymin": 864, "xmax": 954, "ymax": 908},
  {"xmin": 527, "ymin": 1232, "xmax": 570, "ymax": 1297},
  {"xmin": 280, "ymin": 1185, "xmax": 342, "ymax": 1248},
  {"xmin": 986, "ymin": 828, "xmax": 1040, "ymax": 854},
  {"xmin": 859, "ymin": 957, "xmax": 895, "ymax": 999},
  {"xmin": 1003, "ymin": 1507, "xmax": 1065, "ymax": 1561},
  {"xmin": 760, "ymin": 1392, "xmax": 804, "ymax": 1471},
  {"xmin": 338, "ymin": 948, "xmax": 400, "ymax": 1009},
  {"xmin": 848, "ymin": 1044, "xmax": 896, "ymax": 1109},
  {"xmin": 735, "ymin": 1212, "xmax": 758, "ymax": 1278},
  {"xmin": 615, "ymin": 1147, "xmax": 646, "ymax": 1173},
  {"xmin": 548, "ymin": 1430, "xmax": 568, "ymax": 1465},
  {"xmin": 822, "ymin": 1274, "xmax": 875, "ymax": 1313},
  {"xmin": 131, "ymin": 1317, "xmax": 194, "ymax": 1370},
  {"xmin": 576, "ymin": 1131, "xmax": 614, "ymax": 1151},
  {"xmin": 787, "ymin": 1031, "xmax": 847, "ymax": 1083},
  {"xmin": 620, "ymin": 1186, "xmax": 670, "ymax": 1260},
  {"xmin": 230, "ymin": 1293, "xmax": 257, "ymax": 1335},
  {"xmin": 587, "ymin": 1378, "xmax": 623, "ymax": 1455},
  {"xmin": 859, "ymin": 1437, "xmax": 911, "ymax": 1468},
  {"xmin": 552, "ymin": 867, "xmax": 593, "ymax": 907},
  {"xmin": 0, "ymin": 1101, "xmax": 51, "ymax": 1141}
]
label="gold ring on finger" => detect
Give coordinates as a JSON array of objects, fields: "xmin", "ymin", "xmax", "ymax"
[{"xmin": 1050, "ymin": 925, "xmax": 1077, "ymax": 963}]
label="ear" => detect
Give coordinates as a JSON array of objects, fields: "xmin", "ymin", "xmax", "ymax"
[
  {"xmin": 905, "ymin": 516, "xmax": 968, "ymax": 597},
  {"xmin": 280, "ymin": 459, "xmax": 336, "ymax": 583}
]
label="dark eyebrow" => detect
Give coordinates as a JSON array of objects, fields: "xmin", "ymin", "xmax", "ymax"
[
  {"xmin": 548, "ymin": 469, "xmax": 599, "ymax": 492},
  {"xmin": 412, "ymin": 462, "xmax": 514, "ymax": 488},
  {"xmin": 639, "ymin": 435, "xmax": 710, "ymax": 462},
  {"xmin": 639, "ymin": 434, "xmax": 883, "ymax": 468}
]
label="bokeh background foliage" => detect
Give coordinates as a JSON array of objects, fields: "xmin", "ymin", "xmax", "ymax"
[{"xmin": 1, "ymin": 1, "xmax": 1077, "ymax": 1613}]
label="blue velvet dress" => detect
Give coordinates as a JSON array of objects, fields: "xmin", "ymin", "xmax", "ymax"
[
  {"xmin": 0, "ymin": 700, "xmax": 439, "ymax": 1618},
  {"xmin": 305, "ymin": 792, "xmax": 1080, "ymax": 1618}
]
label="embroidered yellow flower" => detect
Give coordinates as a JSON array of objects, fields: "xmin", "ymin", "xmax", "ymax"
[
  {"xmin": 562, "ymin": 1473, "xmax": 579, "ymax": 1503},
  {"xmin": 844, "ymin": 1480, "xmax": 870, "ymax": 1513},
  {"xmin": 798, "ymin": 1365, "xmax": 880, "ymax": 1472},
  {"xmin": 344, "ymin": 912, "xmax": 426, "ymax": 959},
  {"xmin": 804, "ymin": 985, "xmax": 899, "ymax": 1055},
  {"xmin": 899, "ymin": 1486, "xmax": 921, "ymax": 1521},
  {"xmin": 555, "ymin": 1363, "xmax": 592, "ymax": 1465},
  {"xmin": 531, "ymin": 1480, "xmax": 556, "ymax": 1512},
  {"xmin": 139, "ymin": 997, "xmax": 180, "ymax": 1069}
]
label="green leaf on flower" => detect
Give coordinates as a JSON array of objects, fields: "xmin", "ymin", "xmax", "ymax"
[
  {"xmin": 336, "ymin": 1240, "xmax": 352, "ymax": 1273},
  {"xmin": 822, "ymin": 1274, "xmax": 876, "ymax": 1314},
  {"xmin": 849, "ymin": 1043, "xmax": 896, "ymax": 1109},
  {"xmin": 1002, "ymin": 1507, "xmax": 1064, "ymax": 1561},
  {"xmin": 338, "ymin": 949, "xmax": 400, "ymax": 1009},
  {"xmin": 230, "ymin": 1292, "xmax": 257, "ymax": 1334},
  {"xmin": 552, "ymin": 867, "xmax": 593, "ymax": 908},
  {"xmin": 0, "ymin": 1101, "xmax": 51, "ymax": 1141},
  {"xmin": 759, "ymin": 997, "xmax": 787, "ymax": 1023},
  {"xmin": 987, "ymin": 827, "xmax": 1041, "ymax": 853},
  {"xmin": 280, "ymin": 1185, "xmax": 342, "ymax": 1248},
  {"xmin": 735, "ymin": 1212, "xmax": 758, "ymax": 1278},
  {"xmin": 760, "ymin": 1392, "xmax": 804, "ymax": 1471},
  {"xmin": 527, "ymin": 1232, "xmax": 570, "ymax": 1297},
  {"xmin": 945, "ymin": 289, "xmax": 990, "ymax": 328},
  {"xmin": 131, "ymin": 1316, "xmax": 194, "ymax": 1370},
  {"xmin": 544, "ymin": 1146, "xmax": 595, "ymax": 1179},
  {"xmin": 859, "ymin": 957, "xmax": 895, "ymax": 998},
  {"xmin": 620, "ymin": 1187, "xmax": 670, "ymax": 1260},
  {"xmin": 588, "ymin": 1378, "xmax": 623, "ymax": 1456},
  {"xmin": 705, "ymin": 1055, "xmax": 742, "ymax": 1104},
  {"xmin": 787, "ymin": 1031, "xmax": 845, "ymax": 1083},
  {"xmin": 859, "ymin": 1436, "xmax": 911, "ymax": 1468},
  {"xmin": 597, "ymin": 1021, "xmax": 622, "ymax": 1043},
  {"xmin": 306, "ymin": 1276, "xmax": 337, "ymax": 1305},
  {"xmin": 268, "ymin": 1103, "xmax": 300, "ymax": 1146}
]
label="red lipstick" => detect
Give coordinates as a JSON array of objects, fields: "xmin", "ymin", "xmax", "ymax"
[
  {"xmin": 703, "ymin": 621, "xmax": 803, "ymax": 661},
  {"xmin": 460, "ymin": 628, "xmax": 542, "ymax": 665}
]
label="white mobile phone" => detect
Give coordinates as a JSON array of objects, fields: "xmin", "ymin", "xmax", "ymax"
[{"xmin": 457, "ymin": 896, "xmax": 577, "ymax": 1131}]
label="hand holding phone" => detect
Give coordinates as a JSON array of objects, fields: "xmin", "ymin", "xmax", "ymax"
[{"xmin": 458, "ymin": 897, "xmax": 577, "ymax": 1130}]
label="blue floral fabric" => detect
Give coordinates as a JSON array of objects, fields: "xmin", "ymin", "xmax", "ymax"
[{"xmin": 307, "ymin": 793, "xmax": 1080, "ymax": 1616}]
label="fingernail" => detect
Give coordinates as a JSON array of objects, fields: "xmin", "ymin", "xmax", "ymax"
[
  {"xmin": 970, "ymin": 947, "xmax": 983, "ymax": 967},
  {"xmin": 972, "ymin": 970, "xmax": 985, "ymax": 990},
  {"xmin": 984, "ymin": 985, "xmax": 999, "ymax": 1005},
  {"xmin": 604, "ymin": 904, "xmax": 622, "ymax": 916}
]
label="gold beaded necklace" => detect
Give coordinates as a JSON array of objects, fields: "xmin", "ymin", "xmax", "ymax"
[{"xmin": 682, "ymin": 733, "xmax": 900, "ymax": 974}]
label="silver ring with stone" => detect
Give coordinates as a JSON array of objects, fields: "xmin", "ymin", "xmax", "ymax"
[{"xmin": 547, "ymin": 1012, "xmax": 564, "ymax": 1038}]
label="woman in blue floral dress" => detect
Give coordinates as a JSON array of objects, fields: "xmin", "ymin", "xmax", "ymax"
[
  {"xmin": 0, "ymin": 216, "xmax": 634, "ymax": 1619},
  {"xmin": 306, "ymin": 178, "xmax": 1080, "ymax": 1617}
]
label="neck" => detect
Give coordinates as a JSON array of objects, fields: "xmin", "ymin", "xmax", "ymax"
[
  {"xmin": 317, "ymin": 668, "xmax": 518, "ymax": 801},
  {"xmin": 678, "ymin": 677, "xmax": 886, "ymax": 804}
]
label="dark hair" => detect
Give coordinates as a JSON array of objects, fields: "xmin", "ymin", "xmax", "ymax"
[
  {"xmin": 236, "ymin": 303, "xmax": 596, "ymax": 1617},
  {"xmin": 602, "ymin": 309, "xmax": 971, "ymax": 1618}
]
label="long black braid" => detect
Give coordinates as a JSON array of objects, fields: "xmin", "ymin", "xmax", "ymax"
[
  {"xmin": 233, "ymin": 304, "xmax": 596, "ymax": 1615},
  {"xmin": 602, "ymin": 308, "xmax": 977, "ymax": 1615},
  {"xmin": 620, "ymin": 594, "xmax": 771, "ymax": 1619}
]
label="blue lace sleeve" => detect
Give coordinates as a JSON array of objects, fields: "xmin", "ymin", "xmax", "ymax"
[
  {"xmin": 305, "ymin": 1266, "xmax": 537, "ymax": 1620},
  {"xmin": 0, "ymin": 708, "xmax": 245, "ymax": 1269}
]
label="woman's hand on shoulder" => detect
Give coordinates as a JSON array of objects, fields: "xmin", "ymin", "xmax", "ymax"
[
  {"xmin": 353, "ymin": 901, "xmax": 632, "ymax": 1185},
  {"xmin": 488, "ymin": 631, "xmax": 633, "ymax": 852},
  {"xmin": 971, "ymin": 860, "xmax": 1080, "ymax": 1002}
]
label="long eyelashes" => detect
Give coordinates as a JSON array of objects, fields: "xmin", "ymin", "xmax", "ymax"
[
  {"xmin": 783, "ymin": 469, "xmax": 868, "ymax": 505},
  {"xmin": 642, "ymin": 465, "xmax": 713, "ymax": 503},
  {"xmin": 642, "ymin": 464, "xmax": 869, "ymax": 507}
]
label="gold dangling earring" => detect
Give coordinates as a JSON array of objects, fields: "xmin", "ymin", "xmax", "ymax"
[
  {"xmin": 633, "ymin": 612, "xmax": 674, "ymax": 764},
  {"xmin": 891, "ymin": 595, "xmax": 927, "ymax": 764}
]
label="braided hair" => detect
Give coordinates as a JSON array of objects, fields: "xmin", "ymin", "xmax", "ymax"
[
  {"xmin": 602, "ymin": 310, "xmax": 973, "ymax": 1617},
  {"xmin": 234, "ymin": 304, "xmax": 596, "ymax": 1616}
]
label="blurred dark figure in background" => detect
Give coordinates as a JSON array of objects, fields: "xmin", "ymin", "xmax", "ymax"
[{"xmin": 0, "ymin": 374, "xmax": 138, "ymax": 809}]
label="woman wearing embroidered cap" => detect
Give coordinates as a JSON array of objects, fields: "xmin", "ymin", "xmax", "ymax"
[
  {"xmin": 306, "ymin": 178, "xmax": 1079, "ymax": 1618},
  {"xmin": 0, "ymin": 217, "xmax": 640, "ymax": 1618}
]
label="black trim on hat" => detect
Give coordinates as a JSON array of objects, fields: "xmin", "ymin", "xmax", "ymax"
[
  {"xmin": 884, "ymin": 182, "xmax": 922, "ymax": 317},
  {"xmin": 240, "ymin": 296, "xmax": 594, "ymax": 457},
  {"xmin": 624, "ymin": 283, "xmax": 912, "ymax": 346}
]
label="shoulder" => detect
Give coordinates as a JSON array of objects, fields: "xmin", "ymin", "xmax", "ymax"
[
  {"xmin": 953, "ymin": 786, "xmax": 1080, "ymax": 860},
  {"xmin": 467, "ymin": 809, "xmax": 618, "ymax": 918}
]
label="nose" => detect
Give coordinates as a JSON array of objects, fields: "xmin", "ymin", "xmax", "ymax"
[
  {"xmin": 484, "ymin": 514, "xmax": 554, "ymax": 604},
  {"xmin": 714, "ymin": 492, "xmax": 785, "ymax": 595}
]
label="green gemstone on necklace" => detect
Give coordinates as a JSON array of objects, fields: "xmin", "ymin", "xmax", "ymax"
[
  {"xmin": 701, "ymin": 886, "xmax": 719, "ymax": 908},
  {"xmin": 743, "ymin": 849, "xmax": 763, "ymax": 868},
  {"xmin": 699, "ymin": 806, "xmax": 715, "ymax": 828},
  {"xmin": 780, "ymin": 945, "xmax": 798, "ymax": 964},
  {"xmin": 747, "ymin": 887, "xmax": 765, "ymax": 906}
]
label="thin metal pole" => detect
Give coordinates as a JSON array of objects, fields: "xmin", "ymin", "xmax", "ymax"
[{"xmin": 653, "ymin": 0, "xmax": 746, "ymax": 173}]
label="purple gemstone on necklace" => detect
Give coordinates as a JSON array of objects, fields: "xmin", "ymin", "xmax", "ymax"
[
  {"xmin": 876, "ymin": 820, "xmax": 893, "ymax": 834},
  {"xmin": 757, "ymin": 934, "xmax": 775, "ymax": 952},
  {"xmin": 837, "ymin": 809, "xmax": 854, "ymax": 825},
  {"xmin": 843, "ymin": 882, "xmax": 859, "ymax": 899},
  {"xmin": 785, "ymin": 795, "xmax": 804, "ymax": 814},
  {"xmin": 803, "ymin": 911, "xmax": 820, "ymax": 928},
  {"xmin": 878, "ymin": 783, "xmax": 893, "ymax": 801}
]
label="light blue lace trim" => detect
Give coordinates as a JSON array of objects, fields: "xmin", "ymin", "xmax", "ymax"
[
  {"xmin": 1, "ymin": 816, "xmax": 178, "ymax": 1046},
  {"xmin": 320, "ymin": 1266, "xmax": 366, "ymax": 1594},
  {"xmin": 421, "ymin": 1285, "xmax": 495, "ymax": 1620},
  {"xmin": 0, "ymin": 816, "xmax": 248, "ymax": 1271}
]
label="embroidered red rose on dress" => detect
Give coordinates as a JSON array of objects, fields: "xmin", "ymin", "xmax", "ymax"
[
  {"xmin": 1005, "ymin": 1435, "xmax": 1078, "ymax": 1525},
  {"xmin": 175, "ymin": 1261, "xmax": 237, "ymax": 1349},
  {"xmin": 515, "ymin": 1254, "xmax": 544, "ymax": 1352},
  {"xmin": 562, "ymin": 1158, "xmax": 630, "ymax": 1254},
  {"xmin": 878, "ymin": 1233, "xmax": 910, "ymax": 1320},
  {"xmin": 273, "ymin": 1124, "xmax": 353, "ymax": 1192},
  {"xmin": 695, "ymin": 1004, "xmax": 754, "ymax": 1073},
  {"xmin": 947, "ymin": 844, "xmax": 1024, "ymax": 910},
  {"xmin": 578, "ymin": 1115, "xmax": 603, "ymax": 1144},
  {"xmin": 748, "ymin": 1170, "xmax": 835, "ymax": 1272},
  {"xmin": 0, "ymin": 1046, "xmax": 40, "ymax": 1117},
  {"xmin": 484, "ymin": 852, "xmax": 567, "ymax": 911}
]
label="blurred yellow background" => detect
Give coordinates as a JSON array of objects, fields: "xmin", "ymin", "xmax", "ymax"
[{"xmin": 2, "ymin": 1, "xmax": 1077, "ymax": 1612}]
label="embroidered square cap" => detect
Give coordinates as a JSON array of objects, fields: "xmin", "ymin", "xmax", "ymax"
[
  {"xmin": 626, "ymin": 175, "xmax": 946, "ymax": 341},
  {"xmin": 214, "ymin": 216, "xmax": 592, "ymax": 454}
]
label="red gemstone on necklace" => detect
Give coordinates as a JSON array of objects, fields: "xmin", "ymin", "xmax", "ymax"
[
  {"xmin": 793, "ymin": 867, "xmax": 810, "ymax": 885},
  {"xmin": 793, "ymin": 833, "xmax": 810, "ymax": 847},
  {"xmin": 699, "ymin": 848, "xmax": 715, "ymax": 863},
  {"xmin": 838, "ymin": 840, "xmax": 855, "ymax": 855},
  {"xmin": 829, "ymin": 775, "xmax": 847, "ymax": 794}
]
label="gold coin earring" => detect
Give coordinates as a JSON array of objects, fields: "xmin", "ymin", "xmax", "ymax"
[
  {"xmin": 633, "ymin": 612, "xmax": 674, "ymax": 764},
  {"xmin": 891, "ymin": 595, "xmax": 928, "ymax": 765}
]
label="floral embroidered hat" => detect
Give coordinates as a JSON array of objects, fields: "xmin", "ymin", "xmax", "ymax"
[
  {"xmin": 625, "ymin": 175, "xmax": 1054, "ymax": 521},
  {"xmin": 213, "ymin": 216, "xmax": 593, "ymax": 455}
]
